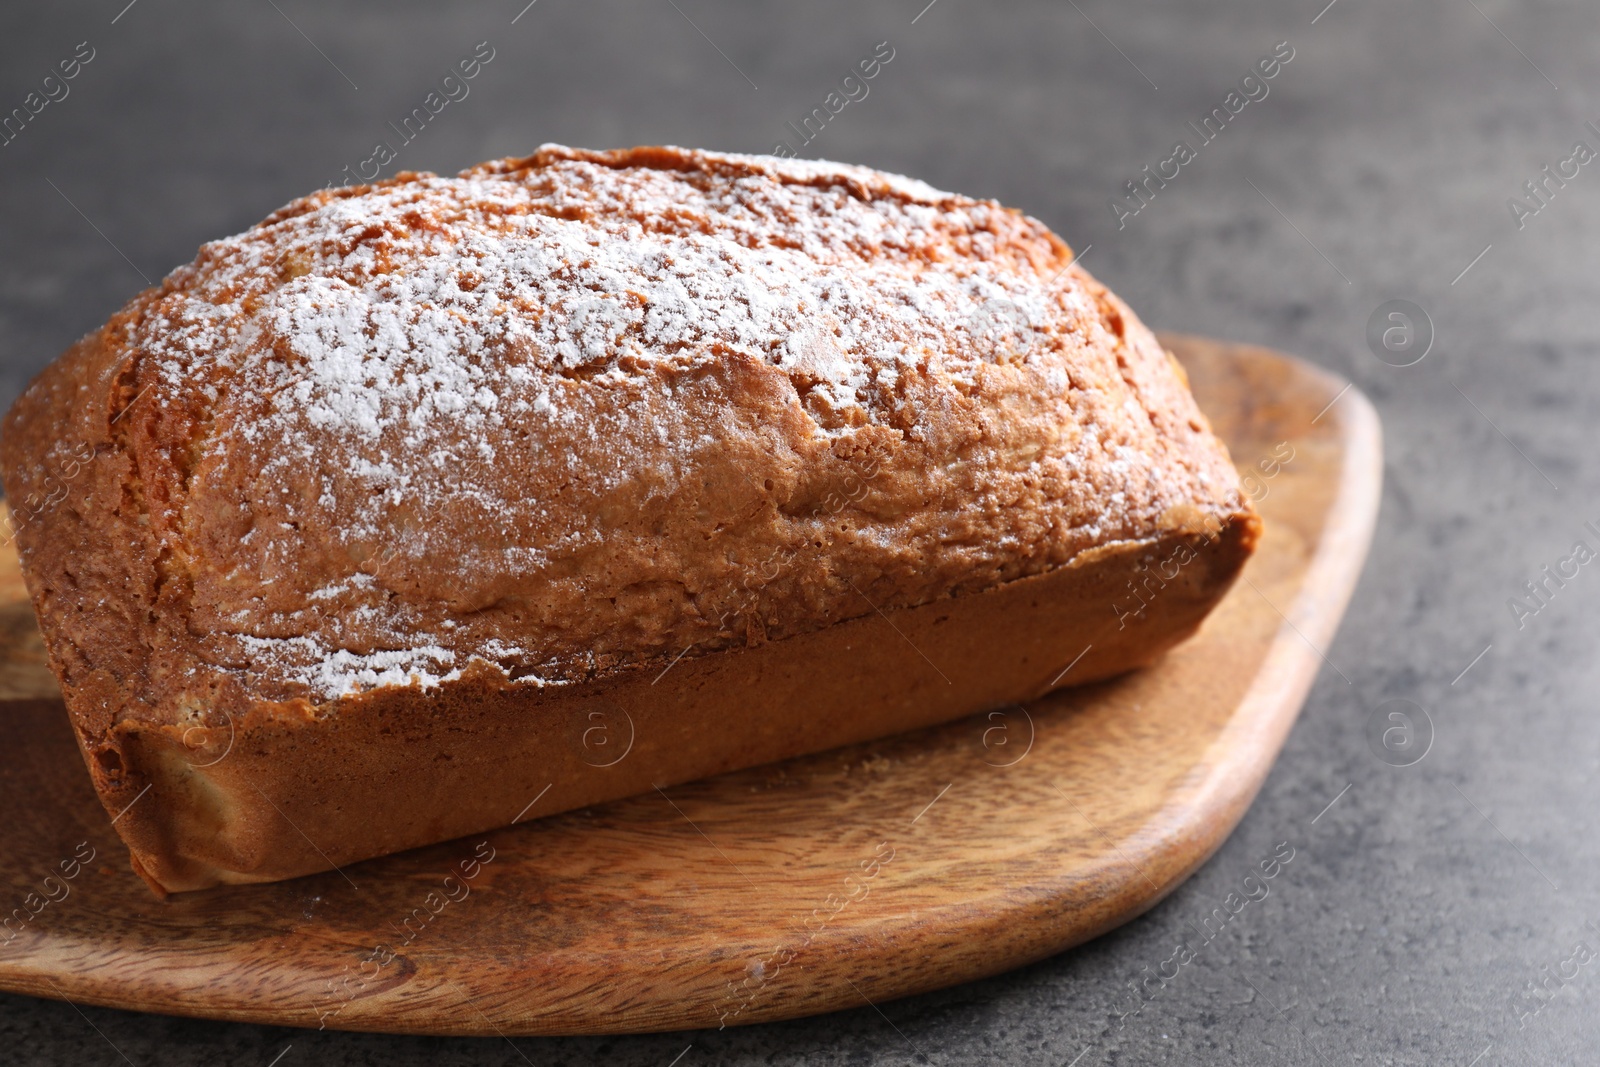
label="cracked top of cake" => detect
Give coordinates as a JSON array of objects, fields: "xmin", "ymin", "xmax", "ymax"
[{"xmin": 2, "ymin": 145, "xmax": 1250, "ymax": 713}]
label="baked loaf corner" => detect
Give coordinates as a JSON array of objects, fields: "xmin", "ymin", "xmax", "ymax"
[{"xmin": 1, "ymin": 146, "xmax": 1257, "ymax": 892}]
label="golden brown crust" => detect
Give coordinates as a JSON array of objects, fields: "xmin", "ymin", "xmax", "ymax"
[{"xmin": 0, "ymin": 145, "xmax": 1257, "ymax": 892}]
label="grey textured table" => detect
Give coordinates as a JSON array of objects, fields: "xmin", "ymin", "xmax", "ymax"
[{"xmin": 1, "ymin": 1, "xmax": 1596, "ymax": 1063}]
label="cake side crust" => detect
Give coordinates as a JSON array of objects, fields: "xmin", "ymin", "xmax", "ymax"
[{"xmin": 108, "ymin": 511, "xmax": 1256, "ymax": 893}]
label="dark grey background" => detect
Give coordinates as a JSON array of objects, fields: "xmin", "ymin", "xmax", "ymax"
[{"xmin": 2, "ymin": 0, "xmax": 1597, "ymax": 1063}]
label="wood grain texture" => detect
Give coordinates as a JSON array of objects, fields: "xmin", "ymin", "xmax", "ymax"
[{"xmin": 0, "ymin": 335, "xmax": 1381, "ymax": 1035}]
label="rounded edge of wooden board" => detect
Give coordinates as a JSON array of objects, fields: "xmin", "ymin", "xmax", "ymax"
[{"xmin": 0, "ymin": 336, "xmax": 1383, "ymax": 1036}]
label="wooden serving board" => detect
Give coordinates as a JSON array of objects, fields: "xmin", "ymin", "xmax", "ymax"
[{"xmin": 0, "ymin": 335, "xmax": 1380, "ymax": 1035}]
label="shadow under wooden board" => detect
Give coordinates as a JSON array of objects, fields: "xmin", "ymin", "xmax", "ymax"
[{"xmin": 0, "ymin": 334, "xmax": 1380, "ymax": 1036}]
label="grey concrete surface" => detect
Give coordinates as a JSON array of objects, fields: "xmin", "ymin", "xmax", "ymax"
[{"xmin": 2, "ymin": 0, "xmax": 1597, "ymax": 1063}]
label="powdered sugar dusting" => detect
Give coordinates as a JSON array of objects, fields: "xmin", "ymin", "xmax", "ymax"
[
  {"xmin": 111, "ymin": 145, "xmax": 1231, "ymax": 705},
  {"xmin": 231, "ymin": 635, "xmax": 565, "ymax": 699}
]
